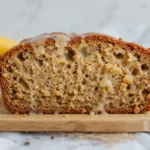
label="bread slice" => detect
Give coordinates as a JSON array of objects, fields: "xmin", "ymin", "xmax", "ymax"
[{"xmin": 1, "ymin": 32, "xmax": 150, "ymax": 114}]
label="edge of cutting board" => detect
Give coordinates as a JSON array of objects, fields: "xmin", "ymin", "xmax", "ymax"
[
  {"xmin": 0, "ymin": 113, "xmax": 150, "ymax": 132},
  {"xmin": 0, "ymin": 100, "xmax": 150, "ymax": 132}
]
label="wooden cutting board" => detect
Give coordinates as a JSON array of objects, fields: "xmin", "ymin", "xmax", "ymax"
[{"xmin": 0, "ymin": 100, "xmax": 150, "ymax": 132}]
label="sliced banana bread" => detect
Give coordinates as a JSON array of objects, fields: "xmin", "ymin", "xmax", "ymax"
[{"xmin": 0, "ymin": 32, "xmax": 150, "ymax": 114}]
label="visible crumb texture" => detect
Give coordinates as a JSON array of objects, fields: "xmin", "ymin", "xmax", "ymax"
[{"xmin": 0, "ymin": 32, "xmax": 150, "ymax": 114}]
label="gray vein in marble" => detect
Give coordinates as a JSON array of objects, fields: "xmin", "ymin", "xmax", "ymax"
[
  {"xmin": 99, "ymin": 0, "xmax": 118, "ymax": 27},
  {"xmin": 136, "ymin": 26, "xmax": 150, "ymax": 43},
  {"xmin": 26, "ymin": 0, "xmax": 42, "ymax": 22}
]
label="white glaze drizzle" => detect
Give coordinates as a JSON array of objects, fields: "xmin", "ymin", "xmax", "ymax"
[
  {"xmin": 25, "ymin": 32, "xmax": 86, "ymax": 57},
  {"xmin": 99, "ymin": 73, "xmax": 114, "ymax": 93},
  {"xmin": 91, "ymin": 103, "xmax": 108, "ymax": 115}
]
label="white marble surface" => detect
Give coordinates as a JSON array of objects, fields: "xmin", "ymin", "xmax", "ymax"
[
  {"xmin": 1, "ymin": 0, "xmax": 150, "ymax": 149},
  {"xmin": 0, "ymin": 0, "xmax": 150, "ymax": 41},
  {"xmin": 1, "ymin": 132, "xmax": 150, "ymax": 150}
]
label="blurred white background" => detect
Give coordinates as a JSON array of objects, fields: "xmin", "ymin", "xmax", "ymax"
[{"xmin": 1, "ymin": 0, "xmax": 150, "ymax": 47}]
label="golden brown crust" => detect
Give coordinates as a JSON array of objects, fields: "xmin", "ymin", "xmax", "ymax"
[{"xmin": 1, "ymin": 32, "xmax": 150, "ymax": 114}]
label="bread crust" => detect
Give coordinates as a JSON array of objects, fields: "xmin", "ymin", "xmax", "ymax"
[{"xmin": 1, "ymin": 32, "xmax": 150, "ymax": 114}]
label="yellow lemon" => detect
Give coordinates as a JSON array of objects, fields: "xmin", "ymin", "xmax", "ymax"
[{"xmin": 0, "ymin": 37, "xmax": 18, "ymax": 55}]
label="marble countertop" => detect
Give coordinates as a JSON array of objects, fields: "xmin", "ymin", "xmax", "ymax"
[
  {"xmin": 1, "ymin": 0, "xmax": 150, "ymax": 149},
  {"xmin": 0, "ymin": 0, "xmax": 150, "ymax": 42},
  {"xmin": 0, "ymin": 132, "xmax": 150, "ymax": 150},
  {"xmin": 0, "ymin": 132, "xmax": 147, "ymax": 150}
]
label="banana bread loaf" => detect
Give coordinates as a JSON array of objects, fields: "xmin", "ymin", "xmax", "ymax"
[{"xmin": 0, "ymin": 32, "xmax": 150, "ymax": 114}]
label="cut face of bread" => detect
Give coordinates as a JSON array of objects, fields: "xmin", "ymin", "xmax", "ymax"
[{"xmin": 1, "ymin": 32, "xmax": 150, "ymax": 114}]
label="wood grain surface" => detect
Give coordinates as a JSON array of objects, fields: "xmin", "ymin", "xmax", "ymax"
[{"xmin": 0, "ymin": 99, "xmax": 150, "ymax": 132}]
